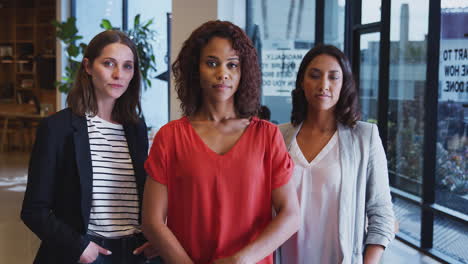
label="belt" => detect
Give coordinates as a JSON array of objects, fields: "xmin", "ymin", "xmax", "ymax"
[{"xmin": 87, "ymin": 232, "xmax": 146, "ymax": 250}]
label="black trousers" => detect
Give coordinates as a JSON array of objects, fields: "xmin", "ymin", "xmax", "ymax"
[{"xmin": 88, "ymin": 233, "xmax": 163, "ymax": 264}]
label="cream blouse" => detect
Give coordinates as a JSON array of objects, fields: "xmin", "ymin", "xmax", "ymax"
[{"xmin": 280, "ymin": 131, "xmax": 343, "ymax": 264}]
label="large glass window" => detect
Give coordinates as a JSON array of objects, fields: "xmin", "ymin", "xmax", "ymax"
[
  {"xmin": 128, "ymin": 0, "xmax": 171, "ymax": 133},
  {"xmin": 248, "ymin": 0, "xmax": 315, "ymax": 124},
  {"xmin": 393, "ymin": 197, "xmax": 421, "ymax": 242},
  {"xmin": 433, "ymin": 214, "xmax": 468, "ymax": 263},
  {"xmin": 359, "ymin": 32, "xmax": 380, "ymax": 122},
  {"xmin": 435, "ymin": 1, "xmax": 467, "ymax": 216},
  {"xmin": 324, "ymin": 0, "xmax": 345, "ymax": 50},
  {"xmin": 76, "ymin": 0, "xmax": 123, "ymax": 45},
  {"xmin": 361, "ymin": 0, "xmax": 381, "ymax": 24},
  {"xmin": 387, "ymin": 0, "xmax": 429, "ymax": 197}
]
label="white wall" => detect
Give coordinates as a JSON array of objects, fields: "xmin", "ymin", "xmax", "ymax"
[{"xmin": 170, "ymin": 0, "xmax": 246, "ymax": 120}]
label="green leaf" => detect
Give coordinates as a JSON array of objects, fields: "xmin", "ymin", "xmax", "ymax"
[
  {"xmin": 143, "ymin": 19, "xmax": 153, "ymax": 28},
  {"xmin": 70, "ymin": 35, "xmax": 83, "ymax": 42},
  {"xmin": 67, "ymin": 45, "xmax": 80, "ymax": 57},
  {"xmin": 100, "ymin": 19, "xmax": 112, "ymax": 30},
  {"xmin": 134, "ymin": 14, "xmax": 140, "ymax": 26}
]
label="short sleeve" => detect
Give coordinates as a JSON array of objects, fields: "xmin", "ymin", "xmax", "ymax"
[
  {"xmin": 269, "ymin": 126, "xmax": 294, "ymax": 188},
  {"xmin": 144, "ymin": 128, "xmax": 168, "ymax": 185}
]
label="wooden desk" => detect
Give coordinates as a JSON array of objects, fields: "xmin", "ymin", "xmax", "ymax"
[{"xmin": 0, "ymin": 107, "xmax": 44, "ymax": 152}]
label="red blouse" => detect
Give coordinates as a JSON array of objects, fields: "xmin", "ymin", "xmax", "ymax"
[{"xmin": 145, "ymin": 117, "xmax": 293, "ymax": 264}]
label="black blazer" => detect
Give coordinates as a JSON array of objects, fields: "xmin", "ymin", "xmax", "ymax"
[{"xmin": 21, "ymin": 108, "xmax": 149, "ymax": 264}]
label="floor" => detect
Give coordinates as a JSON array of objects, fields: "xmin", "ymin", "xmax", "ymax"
[
  {"xmin": 0, "ymin": 152, "xmax": 442, "ymax": 263},
  {"xmin": 0, "ymin": 152, "xmax": 40, "ymax": 263}
]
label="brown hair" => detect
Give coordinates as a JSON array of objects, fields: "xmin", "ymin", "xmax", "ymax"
[
  {"xmin": 67, "ymin": 30, "xmax": 142, "ymax": 124},
  {"xmin": 172, "ymin": 20, "xmax": 260, "ymax": 118},
  {"xmin": 291, "ymin": 44, "xmax": 360, "ymax": 127}
]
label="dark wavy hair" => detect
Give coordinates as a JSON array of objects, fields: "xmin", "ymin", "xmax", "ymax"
[
  {"xmin": 172, "ymin": 20, "xmax": 260, "ymax": 118},
  {"xmin": 67, "ymin": 30, "xmax": 142, "ymax": 124},
  {"xmin": 291, "ymin": 44, "xmax": 360, "ymax": 127}
]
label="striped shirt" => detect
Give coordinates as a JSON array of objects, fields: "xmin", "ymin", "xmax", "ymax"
[{"xmin": 86, "ymin": 114, "xmax": 140, "ymax": 237}]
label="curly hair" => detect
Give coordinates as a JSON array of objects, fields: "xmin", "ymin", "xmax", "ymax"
[
  {"xmin": 291, "ymin": 44, "xmax": 360, "ymax": 127},
  {"xmin": 172, "ymin": 20, "xmax": 260, "ymax": 118},
  {"xmin": 67, "ymin": 30, "xmax": 142, "ymax": 124}
]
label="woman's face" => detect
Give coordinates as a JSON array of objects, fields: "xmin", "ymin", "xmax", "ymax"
[
  {"xmin": 302, "ymin": 54, "xmax": 343, "ymax": 112},
  {"xmin": 84, "ymin": 42, "xmax": 135, "ymax": 105},
  {"xmin": 199, "ymin": 37, "xmax": 241, "ymax": 104}
]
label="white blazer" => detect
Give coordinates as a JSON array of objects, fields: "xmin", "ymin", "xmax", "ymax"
[{"xmin": 279, "ymin": 121, "xmax": 395, "ymax": 264}]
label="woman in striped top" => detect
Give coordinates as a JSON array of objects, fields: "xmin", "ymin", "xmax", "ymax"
[{"xmin": 21, "ymin": 30, "xmax": 158, "ymax": 264}]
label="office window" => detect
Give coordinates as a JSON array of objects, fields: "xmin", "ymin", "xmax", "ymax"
[
  {"xmin": 387, "ymin": 0, "xmax": 429, "ymax": 197},
  {"xmin": 248, "ymin": 0, "xmax": 315, "ymax": 124},
  {"xmin": 359, "ymin": 32, "xmax": 380, "ymax": 122},
  {"xmin": 393, "ymin": 197, "xmax": 421, "ymax": 242},
  {"xmin": 435, "ymin": 1, "xmax": 467, "ymax": 215},
  {"xmin": 76, "ymin": 0, "xmax": 123, "ymax": 45},
  {"xmin": 324, "ymin": 0, "xmax": 345, "ymax": 50},
  {"xmin": 128, "ymin": 0, "xmax": 171, "ymax": 132},
  {"xmin": 433, "ymin": 214, "xmax": 468, "ymax": 263},
  {"xmin": 361, "ymin": 0, "xmax": 381, "ymax": 24}
]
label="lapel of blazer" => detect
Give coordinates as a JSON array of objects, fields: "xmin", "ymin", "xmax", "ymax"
[
  {"xmin": 71, "ymin": 113, "xmax": 93, "ymax": 228},
  {"xmin": 337, "ymin": 123, "xmax": 357, "ymax": 263},
  {"xmin": 281, "ymin": 123, "xmax": 302, "ymax": 151},
  {"xmin": 124, "ymin": 123, "xmax": 145, "ymax": 206}
]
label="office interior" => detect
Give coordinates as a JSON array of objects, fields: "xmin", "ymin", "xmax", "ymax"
[{"xmin": 0, "ymin": 0, "xmax": 466, "ymax": 263}]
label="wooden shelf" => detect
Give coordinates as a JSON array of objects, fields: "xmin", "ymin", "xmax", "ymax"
[
  {"xmin": 0, "ymin": 0, "xmax": 57, "ymax": 108},
  {"xmin": 37, "ymin": 23, "xmax": 54, "ymax": 27},
  {"xmin": 17, "ymin": 85, "xmax": 34, "ymax": 89}
]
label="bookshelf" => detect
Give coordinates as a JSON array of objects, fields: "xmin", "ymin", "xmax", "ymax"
[{"xmin": 0, "ymin": 0, "xmax": 56, "ymax": 113}]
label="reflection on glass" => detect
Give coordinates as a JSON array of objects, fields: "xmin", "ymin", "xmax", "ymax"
[
  {"xmin": 359, "ymin": 33, "xmax": 380, "ymax": 122},
  {"xmin": 361, "ymin": 0, "xmax": 381, "ymax": 24},
  {"xmin": 249, "ymin": 0, "xmax": 316, "ymax": 124},
  {"xmin": 128, "ymin": 0, "xmax": 170, "ymax": 131},
  {"xmin": 393, "ymin": 197, "xmax": 421, "ymax": 242},
  {"xmin": 435, "ymin": 1, "xmax": 467, "ymax": 215},
  {"xmin": 387, "ymin": 0, "xmax": 429, "ymax": 196},
  {"xmin": 324, "ymin": 0, "xmax": 345, "ymax": 50}
]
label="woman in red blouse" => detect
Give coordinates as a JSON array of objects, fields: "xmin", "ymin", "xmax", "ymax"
[{"xmin": 142, "ymin": 20, "xmax": 299, "ymax": 264}]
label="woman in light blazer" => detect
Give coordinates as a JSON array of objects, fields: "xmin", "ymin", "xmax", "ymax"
[{"xmin": 278, "ymin": 44, "xmax": 395, "ymax": 264}]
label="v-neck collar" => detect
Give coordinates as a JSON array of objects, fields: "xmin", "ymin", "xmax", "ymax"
[
  {"xmin": 183, "ymin": 116, "xmax": 254, "ymax": 157},
  {"xmin": 291, "ymin": 131, "xmax": 338, "ymax": 167}
]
